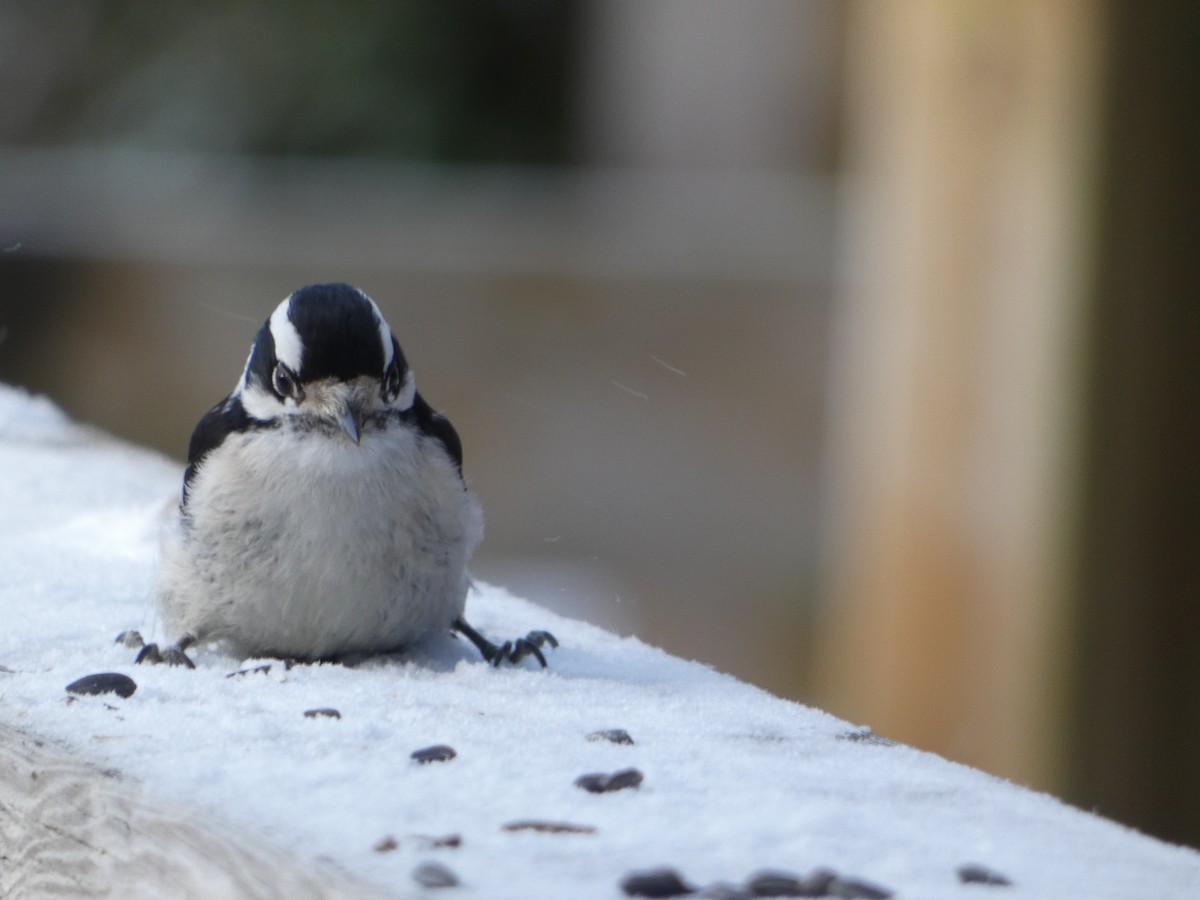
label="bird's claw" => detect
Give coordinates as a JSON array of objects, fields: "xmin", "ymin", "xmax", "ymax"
[
  {"xmin": 133, "ymin": 636, "xmax": 196, "ymax": 669},
  {"xmin": 452, "ymin": 617, "xmax": 558, "ymax": 668},
  {"xmin": 162, "ymin": 645, "xmax": 196, "ymax": 668},
  {"xmin": 487, "ymin": 630, "xmax": 559, "ymax": 668},
  {"xmin": 115, "ymin": 629, "xmax": 144, "ymax": 649},
  {"xmin": 134, "ymin": 643, "xmax": 162, "ymax": 664}
]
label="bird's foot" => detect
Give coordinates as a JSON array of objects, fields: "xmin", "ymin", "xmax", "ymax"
[
  {"xmin": 486, "ymin": 630, "xmax": 559, "ymax": 667},
  {"xmin": 452, "ymin": 618, "xmax": 558, "ymax": 668},
  {"xmin": 130, "ymin": 634, "xmax": 197, "ymax": 669}
]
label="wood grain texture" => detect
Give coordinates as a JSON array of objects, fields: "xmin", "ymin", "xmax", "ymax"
[
  {"xmin": 0, "ymin": 723, "xmax": 394, "ymax": 900},
  {"xmin": 820, "ymin": 0, "xmax": 1103, "ymax": 790}
]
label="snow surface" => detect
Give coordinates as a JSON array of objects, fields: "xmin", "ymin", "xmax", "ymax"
[{"xmin": 1, "ymin": 382, "xmax": 1198, "ymax": 899}]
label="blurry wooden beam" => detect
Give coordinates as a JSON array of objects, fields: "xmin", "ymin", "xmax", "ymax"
[
  {"xmin": 818, "ymin": 1, "xmax": 1103, "ymax": 790},
  {"xmin": 0, "ymin": 150, "xmax": 830, "ymax": 286},
  {"xmin": 1066, "ymin": 2, "xmax": 1200, "ymax": 848}
]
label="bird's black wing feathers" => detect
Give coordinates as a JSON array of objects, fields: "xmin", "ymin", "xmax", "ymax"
[
  {"xmin": 410, "ymin": 392, "xmax": 464, "ymax": 473},
  {"xmin": 182, "ymin": 395, "xmax": 254, "ymax": 507}
]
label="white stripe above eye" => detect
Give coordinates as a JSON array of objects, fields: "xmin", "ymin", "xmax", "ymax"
[
  {"xmin": 396, "ymin": 368, "xmax": 416, "ymax": 410},
  {"xmin": 353, "ymin": 287, "xmax": 395, "ymax": 369},
  {"xmin": 379, "ymin": 318, "xmax": 394, "ymax": 369},
  {"xmin": 270, "ymin": 298, "xmax": 304, "ymax": 373}
]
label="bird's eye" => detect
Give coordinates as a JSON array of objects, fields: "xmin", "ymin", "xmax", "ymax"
[
  {"xmin": 383, "ymin": 363, "xmax": 402, "ymax": 402},
  {"xmin": 272, "ymin": 363, "xmax": 302, "ymax": 401}
]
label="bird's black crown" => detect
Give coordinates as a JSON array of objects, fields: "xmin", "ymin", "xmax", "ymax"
[{"xmin": 244, "ymin": 283, "xmax": 406, "ymax": 397}]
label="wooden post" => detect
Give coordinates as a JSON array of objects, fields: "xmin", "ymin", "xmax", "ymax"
[
  {"xmin": 818, "ymin": 0, "xmax": 1103, "ymax": 791},
  {"xmin": 1066, "ymin": 1, "xmax": 1200, "ymax": 848}
]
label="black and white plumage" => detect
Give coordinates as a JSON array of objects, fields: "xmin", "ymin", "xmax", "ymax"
[{"xmin": 144, "ymin": 283, "xmax": 554, "ymax": 667}]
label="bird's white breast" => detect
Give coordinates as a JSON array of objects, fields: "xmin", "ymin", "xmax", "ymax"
[{"xmin": 155, "ymin": 422, "xmax": 483, "ymax": 660}]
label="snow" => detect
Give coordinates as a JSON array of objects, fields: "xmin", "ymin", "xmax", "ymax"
[{"xmin": 1, "ymin": 381, "xmax": 1198, "ymax": 899}]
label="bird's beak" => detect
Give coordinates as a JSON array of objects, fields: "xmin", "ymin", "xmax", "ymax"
[{"xmin": 335, "ymin": 400, "xmax": 363, "ymax": 445}]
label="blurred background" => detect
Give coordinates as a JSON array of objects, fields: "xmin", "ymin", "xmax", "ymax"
[{"xmin": 0, "ymin": 0, "xmax": 1196, "ymax": 849}]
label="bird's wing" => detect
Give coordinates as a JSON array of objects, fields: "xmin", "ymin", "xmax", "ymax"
[
  {"xmin": 409, "ymin": 392, "xmax": 464, "ymax": 473},
  {"xmin": 182, "ymin": 395, "xmax": 254, "ymax": 507}
]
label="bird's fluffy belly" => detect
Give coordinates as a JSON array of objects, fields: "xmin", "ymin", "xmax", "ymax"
[{"xmin": 156, "ymin": 426, "xmax": 482, "ymax": 660}]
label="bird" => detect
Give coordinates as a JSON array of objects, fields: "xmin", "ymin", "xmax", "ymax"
[{"xmin": 134, "ymin": 283, "xmax": 554, "ymax": 669}]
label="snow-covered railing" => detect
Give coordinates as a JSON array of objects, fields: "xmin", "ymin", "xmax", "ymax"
[{"xmin": 1, "ymin": 383, "xmax": 1197, "ymax": 899}]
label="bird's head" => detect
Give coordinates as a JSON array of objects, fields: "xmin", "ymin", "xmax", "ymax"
[{"xmin": 236, "ymin": 283, "xmax": 414, "ymax": 443}]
